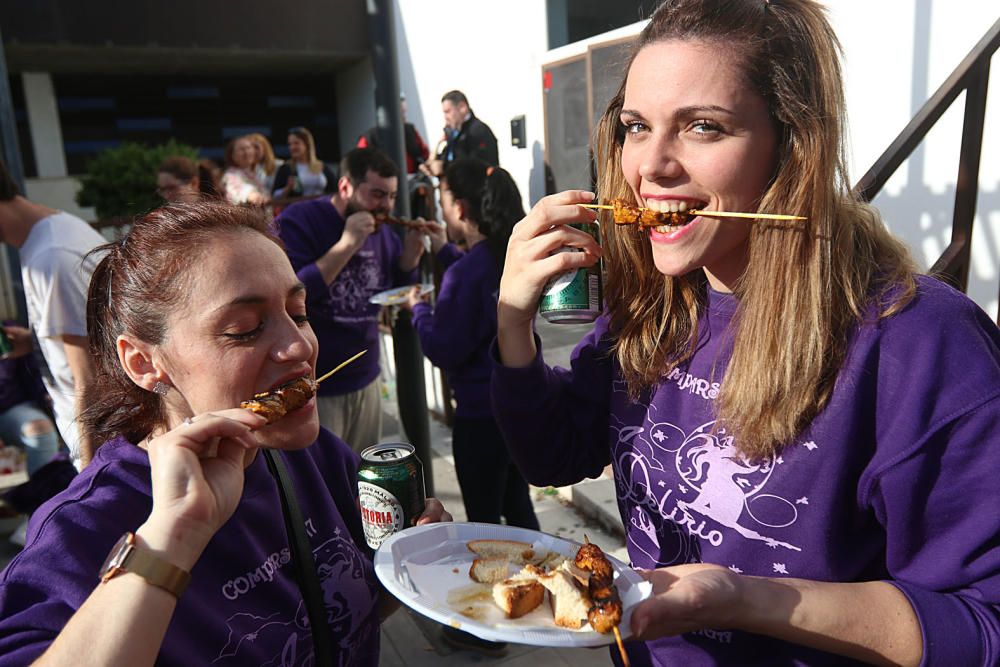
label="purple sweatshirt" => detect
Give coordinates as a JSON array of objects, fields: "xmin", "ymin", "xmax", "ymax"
[
  {"xmin": 412, "ymin": 242, "xmax": 498, "ymax": 418},
  {"xmin": 0, "ymin": 429, "xmax": 380, "ymax": 666},
  {"xmin": 277, "ymin": 197, "xmax": 416, "ymax": 396},
  {"xmin": 492, "ymin": 276, "xmax": 1000, "ymax": 666}
]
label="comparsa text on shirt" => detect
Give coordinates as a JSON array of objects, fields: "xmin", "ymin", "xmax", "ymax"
[{"xmin": 221, "ymin": 548, "xmax": 292, "ymax": 600}]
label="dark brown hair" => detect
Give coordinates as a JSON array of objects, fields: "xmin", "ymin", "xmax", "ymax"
[
  {"xmin": 339, "ymin": 147, "xmax": 400, "ymax": 186},
  {"xmin": 444, "ymin": 158, "xmax": 524, "ymax": 276},
  {"xmin": 80, "ymin": 201, "xmax": 280, "ymax": 459}
]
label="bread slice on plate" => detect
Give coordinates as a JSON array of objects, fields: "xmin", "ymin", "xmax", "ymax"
[
  {"xmin": 469, "ymin": 557, "xmax": 514, "ymax": 584},
  {"xmin": 492, "ymin": 576, "xmax": 545, "ymax": 619},
  {"xmin": 535, "ymin": 563, "xmax": 593, "ymax": 629},
  {"xmin": 467, "ymin": 539, "xmax": 536, "ymax": 563}
]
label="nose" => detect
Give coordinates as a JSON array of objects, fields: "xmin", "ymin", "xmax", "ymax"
[
  {"xmin": 636, "ymin": 134, "xmax": 684, "ymax": 183},
  {"xmin": 271, "ymin": 318, "xmax": 315, "ymax": 364}
]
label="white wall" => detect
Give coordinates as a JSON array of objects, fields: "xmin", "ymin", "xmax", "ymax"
[
  {"xmin": 829, "ymin": 0, "xmax": 999, "ymax": 319},
  {"xmin": 394, "ymin": 0, "xmax": 549, "ymax": 208},
  {"xmin": 395, "ymin": 0, "xmax": 999, "ymax": 318}
]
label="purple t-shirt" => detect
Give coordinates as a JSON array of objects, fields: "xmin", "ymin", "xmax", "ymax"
[
  {"xmin": 276, "ymin": 197, "xmax": 415, "ymax": 396},
  {"xmin": 412, "ymin": 242, "xmax": 498, "ymax": 418},
  {"xmin": 492, "ymin": 276, "xmax": 1000, "ymax": 666},
  {"xmin": 0, "ymin": 429, "xmax": 381, "ymax": 666}
]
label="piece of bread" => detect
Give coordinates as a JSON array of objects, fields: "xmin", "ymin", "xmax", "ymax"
[
  {"xmin": 535, "ymin": 564, "xmax": 593, "ymax": 629},
  {"xmin": 469, "ymin": 557, "xmax": 514, "ymax": 584},
  {"xmin": 492, "ymin": 577, "xmax": 545, "ymax": 619},
  {"xmin": 467, "ymin": 539, "xmax": 535, "ymax": 563}
]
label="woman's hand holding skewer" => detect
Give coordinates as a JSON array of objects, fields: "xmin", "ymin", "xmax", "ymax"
[
  {"xmin": 138, "ymin": 409, "xmax": 266, "ymax": 572},
  {"xmin": 497, "ymin": 190, "xmax": 602, "ymax": 367}
]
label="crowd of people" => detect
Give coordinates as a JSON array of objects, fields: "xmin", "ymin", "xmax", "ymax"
[{"xmin": 0, "ymin": 0, "xmax": 997, "ymax": 665}]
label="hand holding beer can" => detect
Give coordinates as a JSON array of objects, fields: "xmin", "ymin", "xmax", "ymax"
[
  {"xmin": 538, "ymin": 222, "xmax": 603, "ymax": 323},
  {"xmin": 357, "ymin": 443, "xmax": 426, "ymax": 549}
]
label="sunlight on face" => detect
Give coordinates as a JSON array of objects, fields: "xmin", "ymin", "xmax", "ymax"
[
  {"xmin": 619, "ymin": 39, "xmax": 778, "ymax": 291},
  {"xmin": 156, "ymin": 231, "xmax": 320, "ymax": 449}
]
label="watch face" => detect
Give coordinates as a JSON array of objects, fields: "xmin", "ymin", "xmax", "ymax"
[{"xmin": 99, "ymin": 532, "xmax": 134, "ymax": 580}]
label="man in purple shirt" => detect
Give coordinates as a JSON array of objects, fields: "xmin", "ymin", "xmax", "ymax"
[{"xmin": 276, "ymin": 148, "xmax": 424, "ymax": 452}]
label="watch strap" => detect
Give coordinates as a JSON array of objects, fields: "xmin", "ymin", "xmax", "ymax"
[
  {"xmin": 123, "ymin": 543, "xmax": 191, "ymax": 597},
  {"xmin": 101, "ymin": 532, "xmax": 191, "ymax": 598}
]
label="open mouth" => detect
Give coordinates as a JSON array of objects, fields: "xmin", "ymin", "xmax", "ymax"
[{"xmin": 642, "ymin": 199, "xmax": 708, "ymax": 233}]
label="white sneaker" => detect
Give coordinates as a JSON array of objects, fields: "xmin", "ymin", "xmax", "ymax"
[{"xmin": 9, "ymin": 518, "xmax": 27, "ymax": 547}]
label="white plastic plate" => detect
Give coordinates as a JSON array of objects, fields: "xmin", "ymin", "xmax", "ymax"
[
  {"xmin": 368, "ymin": 283, "xmax": 434, "ymax": 306},
  {"xmin": 374, "ymin": 522, "xmax": 651, "ymax": 647}
]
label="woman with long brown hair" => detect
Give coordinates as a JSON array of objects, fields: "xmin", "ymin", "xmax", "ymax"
[
  {"xmin": 272, "ymin": 126, "xmax": 338, "ymax": 199},
  {"xmin": 492, "ymin": 1, "xmax": 1000, "ymax": 665}
]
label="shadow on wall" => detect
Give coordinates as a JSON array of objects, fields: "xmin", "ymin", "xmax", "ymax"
[
  {"xmin": 872, "ymin": 0, "xmax": 998, "ymax": 318},
  {"xmin": 529, "ymin": 140, "xmax": 557, "ymax": 204},
  {"xmin": 876, "ymin": 181, "xmax": 999, "ymax": 318}
]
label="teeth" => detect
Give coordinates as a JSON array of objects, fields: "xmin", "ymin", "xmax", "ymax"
[{"xmin": 678, "ymin": 201, "xmax": 688, "ymax": 212}]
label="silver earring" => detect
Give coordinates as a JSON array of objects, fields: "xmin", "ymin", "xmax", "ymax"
[{"xmin": 152, "ymin": 381, "xmax": 170, "ymax": 396}]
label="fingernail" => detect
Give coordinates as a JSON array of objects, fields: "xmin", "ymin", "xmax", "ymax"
[{"xmin": 584, "ymin": 191, "xmax": 596, "ymax": 200}]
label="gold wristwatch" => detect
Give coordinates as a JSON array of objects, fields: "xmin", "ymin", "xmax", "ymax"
[{"xmin": 99, "ymin": 532, "xmax": 191, "ymax": 598}]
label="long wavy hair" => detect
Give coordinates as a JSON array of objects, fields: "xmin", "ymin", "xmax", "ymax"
[
  {"xmin": 444, "ymin": 158, "xmax": 525, "ymax": 276},
  {"xmin": 79, "ymin": 202, "xmax": 279, "ymax": 463},
  {"xmin": 594, "ymin": 0, "xmax": 916, "ymax": 459}
]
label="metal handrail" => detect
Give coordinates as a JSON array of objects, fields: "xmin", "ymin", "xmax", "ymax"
[{"xmin": 853, "ymin": 18, "xmax": 1000, "ymax": 320}]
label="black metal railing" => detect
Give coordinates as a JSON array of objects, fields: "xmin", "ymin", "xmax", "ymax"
[{"xmin": 854, "ymin": 18, "xmax": 1000, "ymax": 322}]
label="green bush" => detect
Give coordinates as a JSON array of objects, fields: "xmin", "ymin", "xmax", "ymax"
[{"xmin": 75, "ymin": 140, "xmax": 200, "ymax": 220}]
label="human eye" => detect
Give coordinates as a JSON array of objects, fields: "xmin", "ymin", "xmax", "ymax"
[
  {"xmin": 292, "ymin": 313, "xmax": 310, "ymax": 327},
  {"xmin": 689, "ymin": 119, "xmax": 725, "ymax": 137},
  {"xmin": 621, "ymin": 119, "xmax": 648, "ymax": 136},
  {"xmin": 222, "ymin": 321, "xmax": 264, "ymax": 342}
]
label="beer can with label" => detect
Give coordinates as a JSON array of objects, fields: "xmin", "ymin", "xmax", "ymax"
[
  {"xmin": 358, "ymin": 443, "xmax": 426, "ymax": 549},
  {"xmin": 538, "ymin": 222, "xmax": 602, "ymax": 323},
  {"xmin": 0, "ymin": 329, "xmax": 11, "ymax": 357}
]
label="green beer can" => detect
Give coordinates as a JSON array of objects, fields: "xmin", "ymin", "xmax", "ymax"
[
  {"xmin": 538, "ymin": 222, "xmax": 602, "ymax": 323},
  {"xmin": 0, "ymin": 329, "xmax": 12, "ymax": 357},
  {"xmin": 358, "ymin": 443, "xmax": 426, "ymax": 549}
]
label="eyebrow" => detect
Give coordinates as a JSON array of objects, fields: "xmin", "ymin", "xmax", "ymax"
[
  {"xmin": 214, "ymin": 282, "xmax": 306, "ymax": 311},
  {"xmin": 620, "ymin": 105, "xmax": 736, "ymax": 120}
]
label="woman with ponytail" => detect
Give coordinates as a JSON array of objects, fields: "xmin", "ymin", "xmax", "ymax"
[
  {"xmin": 0, "ymin": 201, "xmax": 451, "ymax": 664},
  {"xmin": 403, "ymin": 159, "xmax": 539, "ymax": 533}
]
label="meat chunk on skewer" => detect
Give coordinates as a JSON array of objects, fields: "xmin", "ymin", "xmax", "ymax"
[
  {"xmin": 240, "ymin": 376, "xmax": 317, "ymax": 424},
  {"xmin": 611, "ymin": 199, "xmax": 691, "ymax": 228},
  {"xmin": 573, "ymin": 542, "xmax": 623, "ymax": 634}
]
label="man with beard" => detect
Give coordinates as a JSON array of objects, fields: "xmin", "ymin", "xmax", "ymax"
[{"xmin": 276, "ymin": 147, "xmax": 425, "ymax": 451}]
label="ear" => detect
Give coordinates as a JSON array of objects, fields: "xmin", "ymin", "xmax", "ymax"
[
  {"xmin": 338, "ymin": 176, "xmax": 353, "ymax": 200},
  {"xmin": 457, "ymin": 198, "xmax": 472, "ymax": 223},
  {"xmin": 117, "ymin": 334, "xmax": 170, "ymax": 392}
]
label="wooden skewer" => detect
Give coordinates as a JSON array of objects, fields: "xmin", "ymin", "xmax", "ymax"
[
  {"xmin": 613, "ymin": 626, "xmax": 630, "ymax": 667},
  {"xmin": 579, "ymin": 202, "xmax": 806, "ymax": 222},
  {"xmin": 316, "ymin": 349, "xmax": 368, "ymax": 385}
]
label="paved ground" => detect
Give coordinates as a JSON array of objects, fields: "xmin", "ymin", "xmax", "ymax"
[{"xmin": 377, "ymin": 316, "xmax": 626, "ymax": 666}]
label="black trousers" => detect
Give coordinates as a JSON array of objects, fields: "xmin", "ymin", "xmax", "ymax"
[{"xmin": 452, "ymin": 415, "xmax": 540, "ymax": 530}]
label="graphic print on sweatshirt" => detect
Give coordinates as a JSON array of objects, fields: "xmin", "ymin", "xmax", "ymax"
[
  {"xmin": 213, "ymin": 525, "xmax": 376, "ymax": 666},
  {"xmin": 610, "ymin": 378, "xmax": 817, "ymax": 571},
  {"xmin": 327, "ymin": 250, "xmax": 383, "ymax": 323}
]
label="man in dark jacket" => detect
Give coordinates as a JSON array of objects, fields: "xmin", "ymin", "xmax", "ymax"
[{"xmin": 436, "ymin": 90, "xmax": 499, "ymax": 168}]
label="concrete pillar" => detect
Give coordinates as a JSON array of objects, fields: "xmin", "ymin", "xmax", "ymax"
[
  {"xmin": 335, "ymin": 58, "xmax": 375, "ymax": 157},
  {"xmin": 22, "ymin": 72, "xmax": 67, "ymax": 178}
]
